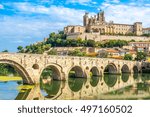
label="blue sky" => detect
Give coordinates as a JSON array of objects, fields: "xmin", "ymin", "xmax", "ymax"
[{"xmin": 0, "ymin": 0, "xmax": 150, "ymax": 52}]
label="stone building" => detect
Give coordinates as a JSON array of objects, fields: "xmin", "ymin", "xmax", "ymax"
[
  {"xmin": 129, "ymin": 42, "xmax": 150, "ymax": 53},
  {"xmin": 64, "ymin": 11, "xmax": 143, "ymax": 36},
  {"xmin": 143, "ymin": 28, "xmax": 150, "ymax": 34}
]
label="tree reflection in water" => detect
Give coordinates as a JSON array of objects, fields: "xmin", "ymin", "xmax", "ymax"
[
  {"xmin": 104, "ymin": 74, "xmax": 118, "ymax": 87},
  {"xmin": 90, "ymin": 76, "xmax": 101, "ymax": 87},
  {"xmin": 68, "ymin": 78, "xmax": 87, "ymax": 92},
  {"xmin": 141, "ymin": 74, "xmax": 150, "ymax": 82},
  {"xmin": 121, "ymin": 73, "xmax": 130, "ymax": 82},
  {"xmin": 40, "ymin": 80, "xmax": 61, "ymax": 98}
]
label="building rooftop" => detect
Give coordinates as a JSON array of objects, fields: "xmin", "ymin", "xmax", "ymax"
[{"xmin": 129, "ymin": 42, "xmax": 150, "ymax": 44}]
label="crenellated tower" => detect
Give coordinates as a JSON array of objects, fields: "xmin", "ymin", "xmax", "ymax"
[{"xmin": 83, "ymin": 12, "xmax": 89, "ymax": 26}]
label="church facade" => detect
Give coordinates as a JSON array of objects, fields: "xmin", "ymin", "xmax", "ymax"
[{"xmin": 64, "ymin": 11, "xmax": 143, "ymax": 36}]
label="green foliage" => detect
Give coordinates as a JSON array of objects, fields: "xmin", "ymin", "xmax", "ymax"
[
  {"xmin": 86, "ymin": 40, "xmax": 96, "ymax": 47},
  {"xmin": 48, "ymin": 49, "xmax": 57, "ymax": 55},
  {"xmin": 142, "ymin": 34, "xmax": 150, "ymax": 37},
  {"xmin": 100, "ymin": 40, "xmax": 128, "ymax": 48},
  {"xmin": 17, "ymin": 46, "xmax": 24, "ymax": 53},
  {"xmin": 0, "ymin": 64, "xmax": 19, "ymax": 76},
  {"xmin": 129, "ymin": 39, "xmax": 135, "ymax": 42},
  {"xmin": 124, "ymin": 54, "xmax": 133, "ymax": 60},
  {"xmin": 68, "ymin": 49, "xmax": 86, "ymax": 56},
  {"xmin": 17, "ymin": 31, "xmax": 130, "ymax": 55},
  {"xmin": 2, "ymin": 50, "xmax": 8, "ymax": 52},
  {"xmin": 135, "ymin": 52, "xmax": 147, "ymax": 61}
]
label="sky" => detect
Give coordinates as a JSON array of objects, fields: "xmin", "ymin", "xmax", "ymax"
[{"xmin": 0, "ymin": 0, "xmax": 150, "ymax": 52}]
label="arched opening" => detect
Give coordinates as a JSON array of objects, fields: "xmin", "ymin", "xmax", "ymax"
[
  {"xmin": 121, "ymin": 64, "xmax": 130, "ymax": 73},
  {"xmin": 0, "ymin": 60, "xmax": 31, "ymax": 100},
  {"xmin": 40, "ymin": 65, "xmax": 63, "ymax": 99},
  {"xmin": 90, "ymin": 67, "xmax": 100, "ymax": 77},
  {"xmin": 104, "ymin": 64, "xmax": 117, "ymax": 74},
  {"xmin": 40, "ymin": 65, "xmax": 61, "ymax": 81},
  {"xmin": 104, "ymin": 74, "xmax": 118, "ymax": 87},
  {"xmin": 90, "ymin": 67, "xmax": 101, "ymax": 87},
  {"xmin": 69, "ymin": 66, "xmax": 86, "ymax": 78},
  {"xmin": 32, "ymin": 64, "xmax": 39, "ymax": 69},
  {"xmin": 133, "ymin": 66, "xmax": 139, "ymax": 73},
  {"xmin": 0, "ymin": 60, "xmax": 31, "ymax": 84}
]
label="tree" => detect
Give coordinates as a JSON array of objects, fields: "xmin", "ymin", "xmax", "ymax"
[
  {"xmin": 2, "ymin": 50, "xmax": 8, "ymax": 52},
  {"xmin": 43, "ymin": 44, "xmax": 51, "ymax": 51},
  {"xmin": 124, "ymin": 54, "xmax": 133, "ymax": 60},
  {"xmin": 135, "ymin": 52, "xmax": 147, "ymax": 61},
  {"xmin": 87, "ymin": 40, "xmax": 96, "ymax": 47},
  {"xmin": 48, "ymin": 49, "xmax": 57, "ymax": 55},
  {"xmin": 68, "ymin": 49, "xmax": 86, "ymax": 56},
  {"xmin": 17, "ymin": 46, "xmax": 24, "ymax": 53}
]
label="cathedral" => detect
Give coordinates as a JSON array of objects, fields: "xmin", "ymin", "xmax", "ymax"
[{"xmin": 64, "ymin": 11, "xmax": 143, "ymax": 36}]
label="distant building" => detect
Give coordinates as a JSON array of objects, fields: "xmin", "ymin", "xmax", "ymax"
[
  {"xmin": 98, "ymin": 48, "xmax": 136, "ymax": 59},
  {"xmin": 64, "ymin": 10, "xmax": 144, "ymax": 36},
  {"xmin": 143, "ymin": 28, "xmax": 150, "ymax": 34},
  {"xmin": 129, "ymin": 42, "xmax": 150, "ymax": 53}
]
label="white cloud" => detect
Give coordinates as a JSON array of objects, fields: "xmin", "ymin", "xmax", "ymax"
[
  {"xmin": 100, "ymin": 3, "xmax": 150, "ymax": 27},
  {"xmin": 112, "ymin": 0, "xmax": 120, "ymax": 3},
  {"xmin": 13, "ymin": 3, "xmax": 85, "ymax": 24},
  {"xmin": 0, "ymin": 4, "xmax": 4, "ymax": 9},
  {"xmin": 104, "ymin": 0, "xmax": 120, "ymax": 4},
  {"xmin": 66, "ymin": 0, "xmax": 97, "ymax": 6},
  {"xmin": 0, "ymin": 3, "xmax": 88, "ymax": 51},
  {"xmin": 67, "ymin": 0, "xmax": 91, "ymax": 4}
]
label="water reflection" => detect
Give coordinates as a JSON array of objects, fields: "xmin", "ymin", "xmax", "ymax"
[
  {"xmin": 141, "ymin": 74, "xmax": 150, "ymax": 82},
  {"xmin": 1, "ymin": 73, "xmax": 150, "ymax": 100},
  {"xmin": 40, "ymin": 80, "xmax": 61, "ymax": 98},
  {"xmin": 133, "ymin": 73, "xmax": 139, "ymax": 80},
  {"xmin": 68, "ymin": 78, "xmax": 87, "ymax": 92},
  {"xmin": 104, "ymin": 74, "xmax": 118, "ymax": 87},
  {"xmin": 90, "ymin": 76, "xmax": 101, "ymax": 87},
  {"xmin": 121, "ymin": 73, "xmax": 129, "ymax": 82}
]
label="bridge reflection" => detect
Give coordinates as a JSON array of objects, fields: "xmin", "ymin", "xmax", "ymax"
[{"xmin": 15, "ymin": 74, "xmax": 150, "ymax": 100}]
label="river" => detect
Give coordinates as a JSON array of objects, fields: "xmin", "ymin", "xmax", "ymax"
[{"xmin": 0, "ymin": 73, "xmax": 150, "ymax": 100}]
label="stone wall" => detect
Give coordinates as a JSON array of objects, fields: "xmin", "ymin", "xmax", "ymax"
[{"xmin": 67, "ymin": 33, "xmax": 150, "ymax": 42}]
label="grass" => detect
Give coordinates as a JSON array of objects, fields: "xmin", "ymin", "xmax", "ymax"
[
  {"xmin": 17, "ymin": 85, "xmax": 34, "ymax": 92},
  {"xmin": 0, "ymin": 76, "xmax": 22, "ymax": 81}
]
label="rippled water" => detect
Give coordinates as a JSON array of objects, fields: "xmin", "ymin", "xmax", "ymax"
[{"xmin": 0, "ymin": 74, "xmax": 150, "ymax": 100}]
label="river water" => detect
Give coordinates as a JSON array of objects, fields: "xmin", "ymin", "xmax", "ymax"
[{"xmin": 0, "ymin": 74, "xmax": 150, "ymax": 100}]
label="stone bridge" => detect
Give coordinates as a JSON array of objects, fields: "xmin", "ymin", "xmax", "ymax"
[{"xmin": 0, "ymin": 53, "xmax": 142, "ymax": 84}]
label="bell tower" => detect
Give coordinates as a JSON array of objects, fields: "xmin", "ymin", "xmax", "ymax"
[
  {"xmin": 83, "ymin": 12, "xmax": 89, "ymax": 26},
  {"xmin": 97, "ymin": 10, "xmax": 105, "ymax": 23}
]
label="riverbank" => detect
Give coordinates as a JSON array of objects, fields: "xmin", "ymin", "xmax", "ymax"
[{"xmin": 0, "ymin": 76, "xmax": 22, "ymax": 82}]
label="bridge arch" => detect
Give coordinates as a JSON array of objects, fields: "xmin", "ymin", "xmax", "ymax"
[
  {"xmin": 104, "ymin": 63, "xmax": 117, "ymax": 74},
  {"xmin": 90, "ymin": 66, "xmax": 101, "ymax": 76},
  {"xmin": 133, "ymin": 65, "xmax": 139, "ymax": 73},
  {"xmin": 40, "ymin": 63, "xmax": 64, "ymax": 81},
  {"xmin": 68, "ymin": 66, "xmax": 87, "ymax": 78},
  {"xmin": 0, "ymin": 59, "xmax": 33, "ymax": 84},
  {"xmin": 121, "ymin": 64, "xmax": 130, "ymax": 73}
]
